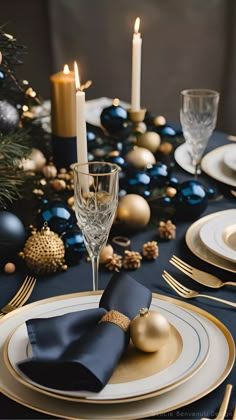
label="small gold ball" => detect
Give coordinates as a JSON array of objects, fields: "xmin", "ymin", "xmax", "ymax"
[
  {"xmin": 159, "ymin": 142, "xmax": 173, "ymax": 155},
  {"xmin": 117, "ymin": 194, "xmax": 150, "ymax": 229},
  {"xmin": 153, "ymin": 115, "xmax": 166, "ymax": 126},
  {"xmin": 62, "ymin": 264, "xmax": 68, "ymax": 271},
  {"xmin": 4, "ymin": 262, "xmax": 16, "ymax": 274},
  {"xmin": 67, "ymin": 196, "xmax": 74, "ymax": 207},
  {"xmin": 51, "ymin": 179, "xmax": 66, "ymax": 191},
  {"xmin": 136, "ymin": 131, "xmax": 161, "ymax": 153},
  {"xmin": 99, "ymin": 244, "xmax": 114, "ymax": 264},
  {"xmin": 125, "ymin": 147, "xmax": 156, "ymax": 169},
  {"xmin": 130, "ymin": 309, "xmax": 171, "ymax": 352},
  {"xmin": 166, "ymin": 187, "xmax": 177, "ymax": 198}
]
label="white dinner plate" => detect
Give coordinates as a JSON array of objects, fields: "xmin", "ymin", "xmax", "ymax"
[
  {"xmin": 223, "ymin": 144, "xmax": 236, "ymax": 172},
  {"xmin": 200, "ymin": 211, "xmax": 236, "ymax": 263},
  {"xmin": 0, "ymin": 292, "xmax": 234, "ymax": 420},
  {"xmin": 201, "ymin": 144, "xmax": 236, "ymax": 187},
  {"xmin": 5, "ymin": 296, "xmax": 209, "ymax": 403},
  {"xmin": 174, "ymin": 143, "xmax": 201, "ymax": 175},
  {"xmin": 186, "ymin": 209, "xmax": 236, "ymax": 272}
]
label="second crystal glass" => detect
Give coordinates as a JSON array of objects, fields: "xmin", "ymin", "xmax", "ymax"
[
  {"xmin": 180, "ymin": 89, "xmax": 220, "ymax": 178},
  {"xmin": 74, "ymin": 162, "xmax": 119, "ymax": 291}
]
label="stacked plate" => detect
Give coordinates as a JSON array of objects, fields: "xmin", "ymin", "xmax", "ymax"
[
  {"xmin": 0, "ymin": 291, "xmax": 235, "ymax": 419},
  {"xmin": 186, "ymin": 209, "xmax": 236, "ymax": 273},
  {"xmin": 174, "ymin": 143, "xmax": 236, "ymax": 187},
  {"xmin": 201, "ymin": 144, "xmax": 236, "ymax": 187}
]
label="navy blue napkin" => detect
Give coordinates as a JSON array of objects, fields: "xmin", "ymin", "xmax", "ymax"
[{"xmin": 18, "ymin": 272, "xmax": 152, "ymax": 392}]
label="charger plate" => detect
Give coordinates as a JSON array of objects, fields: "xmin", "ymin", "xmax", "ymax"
[
  {"xmin": 186, "ymin": 209, "xmax": 236, "ymax": 273},
  {"xmin": 0, "ymin": 291, "xmax": 234, "ymax": 420},
  {"xmin": 199, "ymin": 210, "xmax": 236, "ymax": 263},
  {"xmin": 4, "ymin": 295, "xmax": 209, "ymax": 403}
]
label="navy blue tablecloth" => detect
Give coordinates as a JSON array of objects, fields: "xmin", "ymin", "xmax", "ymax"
[{"xmin": 0, "ymin": 130, "xmax": 235, "ymax": 419}]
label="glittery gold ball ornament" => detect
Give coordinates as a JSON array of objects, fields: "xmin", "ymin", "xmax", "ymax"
[
  {"xmin": 21, "ymin": 223, "xmax": 65, "ymax": 275},
  {"xmin": 136, "ymin": 131, "xmax": 161, "ymax": 153},
  {"xmin": 130, "ymin": 308, "xmax": 171, "ymax": 352},
  {"xmin": 117, "ymin": 194, "xmax": 151, "ymax": 229},
  {"xmin": 125, "ymin": 147, "xmax": 156, "ymax": 169}
]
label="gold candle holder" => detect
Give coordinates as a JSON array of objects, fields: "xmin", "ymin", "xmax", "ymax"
[{"xmin": 127, "ymin": 108, "xmax": 146, "ymax": 133}]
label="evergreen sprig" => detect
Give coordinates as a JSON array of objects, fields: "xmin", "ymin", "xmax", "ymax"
[{"xmin": 0, "ymin": 130, "xmax": 31, "ymax": 208}]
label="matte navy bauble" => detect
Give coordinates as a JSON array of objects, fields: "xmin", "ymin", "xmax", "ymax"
[
  {"xmin": 62, "ymin": 227, "xmax": 86, "ymax": 265},
  {"xmin": 101, "ymin": 104, "xmax": 128, "ymax": 134},
  {"xmin": 175, "ymin": 180, "xmax": 208, "ymax": 220},
  {"xmin": 37, "ymin": 201, "xmax": 75, "ymax": 235},
  {"xmin": 0, "ymin": 211, "xmax": 26, "ymax": 259}
]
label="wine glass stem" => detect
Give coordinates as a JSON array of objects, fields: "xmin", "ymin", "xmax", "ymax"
[{"xmin": 91, "ymin": 255, "xmax": 99, "ymax": 291}]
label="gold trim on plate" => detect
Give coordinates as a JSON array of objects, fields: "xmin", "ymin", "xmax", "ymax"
[
  {"xmin": 0, "ymin": 291, "xmax": 235, "ymax": 420},
  {"xmin": 186, "ymin": 209, "xmax": 236, "ymax": 273}
]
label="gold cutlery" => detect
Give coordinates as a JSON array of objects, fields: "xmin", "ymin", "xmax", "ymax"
[
  {"xmin": 162, "ymin": 271, "xmax": 236, "ymax": 308},
  {"xmin": 233, "ymin": 405, "xmax": 236, "ymax": 420},
  {"xmin": 200, "ymin": 384, "xmax": 233, "ymax": 420},
  {"xmin": 0, "ymin": 275, "xmax": 36, "ymax": 317},
  {"xmin": 169, "ymin": 255, "xmax": 236, "ymax": 289}
]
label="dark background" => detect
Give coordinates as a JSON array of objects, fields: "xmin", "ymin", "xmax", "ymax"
[{"xmin": 1, "ymin": 0, "xmax": 236, "ymax": 133}]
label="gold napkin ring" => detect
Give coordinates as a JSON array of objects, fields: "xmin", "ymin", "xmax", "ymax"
[{"xmin": 99, "ymin": 310, "xmax": 130, "ymax": 332}]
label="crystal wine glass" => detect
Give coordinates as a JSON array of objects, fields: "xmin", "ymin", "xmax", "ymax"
[
  {"xmin": 180, "ymin": 89, "xmax": 220, "ymax": 178},
  {"xmin": 73, "ymin": 162, "xmax": 119, "ymax": 291}
]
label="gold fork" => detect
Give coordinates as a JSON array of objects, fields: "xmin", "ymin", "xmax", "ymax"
[
  {"xmin": 169, "ymin": 255, "xmax": 236, "ymax": 289},
  {"xmin": 200, "ymin": 384, "xmax": 233, "ymax": 420},
  {"xmin": 162, "ymin": 271, "xmax": 236, "ymax": 308},
  {"xmin": 0, "ymin": 275, "xmax": 36, "ymax": 318}
]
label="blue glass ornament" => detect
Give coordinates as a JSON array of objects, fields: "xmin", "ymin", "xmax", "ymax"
[
  {"xmin": 175, "ymin": 180, "xmax": 208, "ymax": 220},
  {"xmin": 0, "ymin": 70, "xmax": 5, "ymax": 80},
  {"xmin": 168, "ymin": 176, "xmax": 179, "ymax": 187},
  {"xmin": 101, "ymin": 104, "xmax": 128, "ymax": 134},
  {"xmin": 38, "ymin": 201, "xmax": 75, "ymax": 234},
  {"xmin": 160, "ymin": 125, "xmax": 176, "ymax": 137},
  {"xmin": 0, "ymin": 211, "xmax": 26, "ymax": 260},
  {"xmin": 62, "ymin": 227, "xmax": 86, "ymax": 265},
  {"xmin": 106, "ymin": 155, "xmax": 127, "ymax": 169},
  {"xmin": 147, "ymin": 163, "xmax": 169, "ymax": 187}
]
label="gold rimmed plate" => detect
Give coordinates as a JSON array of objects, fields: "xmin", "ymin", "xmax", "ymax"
[
  {"xmin": 4, "ymin": 295, "xmax": 209, "ymax": 403},
  {"xmin": 0, "ymin": 291, "xmax": 234, "ymax": 419},
  {"xmin": 186, "ymin": 209, "xmax": 236, "ymax": 273},
  {"xmin": 201, "ymin": 144, "xmax": 236, "ymax": 187},
  {"xmin": 199, "ymin": 211, "xmax": 236, "ymax": 263}
]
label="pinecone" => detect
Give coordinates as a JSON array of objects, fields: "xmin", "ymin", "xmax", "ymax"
[
  {"xmin": 123, "ymin": 250, "xmax": 142, "ymax": 270},
  {"xmin": 158, "ymin": 220, "xmax": 176, "ymax": 240},
  {"xmin": 104, "ymin": 253, "xmax": 122, "ymax": 272},
  {"xmin": 142, "ymin": 241, "xmax": 159, "ymax": 260}
]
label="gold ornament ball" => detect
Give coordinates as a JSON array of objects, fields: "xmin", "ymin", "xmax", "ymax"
[
  {"xmin": 153, "ymin": 115, "xmax": 166, "ymax": 126},
  {"xmin": 166, "ymin": 187, "xmax": 177, "ymax": 198},
  {"xmin": 125, "ymin": 147, "xmax": 156, "ymax": 169},
  {"xmin": 130, "ymin": 308, "xmax": 171, "ymax": 352},
  {"xmin": 21, "ymin": 224, "xmax": 65, "ymax": 275},
  {"xmin": 117, "ymin": 194, "xmax": 150, "ymax": 229},
  {"xmin": 136, "ymin": 131, "xmax": 161, "ymax": 154},
  {"xmin": 4, "ymin": 262, "xmax": 16, "ymax": 274},
  {"xmin": 159, "ymin": 142, "xmax": 173, "ymax": 155},
  {"xmin": 99, "ymin": 244, "xmax": 114, "ymax": 264}
]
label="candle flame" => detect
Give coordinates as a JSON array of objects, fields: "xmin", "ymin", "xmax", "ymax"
[
  {"xmin": 113, "ymin": 98, "xmax": 120, "ymax": 106},
  {"xmin": 74, "ymin": 61, "xmax": 81, "ymax": 91},
  {"xmin": 63, "ymin": 64, "xmax": 70, "ymax": 74},
  {"xmin": 134, "ymin": 17, "xmax": 140, "ymax": 34}
]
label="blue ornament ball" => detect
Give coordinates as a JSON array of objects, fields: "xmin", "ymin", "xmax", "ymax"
[
  {"xmin": 175, "ymin": 180, "xmax": 208, "ymax": 220},
  {"xmin": 62, "ymin": 227, "xmax": 86, "ymax": 265},
  {"xmin": 0, "ymin": 211, "xmax": 26, "ymax": 259},
  {"xmin": 101, "ymin": 103, "xmax": 128, "ymax": 134},
  {"xmin": 147, "ymin": 163, "xmax": 169, "ymax": 187},
  {"xmin": 37, "ymin": 201, "xmax": 75, "ymax": 235}
]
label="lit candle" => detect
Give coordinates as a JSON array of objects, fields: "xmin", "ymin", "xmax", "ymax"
[
  {"xmin": 131, "ymin": 17, "xmax": 142, "ymax": 112},
  {"xmin": 50, "ymin": 65, "xmax": 76, "ymax": 168},
  {"xmin": 50, "ymin": 64, "xmax": 76, "ymax": 137},
  {"xmin": 74, "ymin": 61, "xmax": 88, "ymax": 166}
]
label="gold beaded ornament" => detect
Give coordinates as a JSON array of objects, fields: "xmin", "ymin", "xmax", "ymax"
[{"xmin": 20, "ymin": 223, "xmax": 66, "ymax": 275}]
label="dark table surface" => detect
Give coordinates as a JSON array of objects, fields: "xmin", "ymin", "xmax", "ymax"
[{"xmin": 0, "ymin": 130, "xmax": 235, "ymax": 420}]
